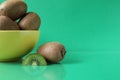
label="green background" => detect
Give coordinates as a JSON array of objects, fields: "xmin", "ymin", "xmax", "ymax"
[
  {"xmin": 0, "ymin": 0, "xmax": 120, "ymax": 80},
  {"xmin": 28, "ymin": 0, "xmax": 120, "ymax": 51}
]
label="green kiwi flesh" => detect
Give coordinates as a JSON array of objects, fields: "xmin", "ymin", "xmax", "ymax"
[{"xmin": 22, "ymin": 54, "xmax": 47, "ymax": 66}]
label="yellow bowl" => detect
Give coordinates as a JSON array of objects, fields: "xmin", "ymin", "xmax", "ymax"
[{"xmin": 0, "ymin": 30, "xmax": 39, "ymax": 61}]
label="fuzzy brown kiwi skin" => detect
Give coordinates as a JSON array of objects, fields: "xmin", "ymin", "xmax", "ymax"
[
  {"xmin": 37, "ymin": 42, "xmax": 66, "ymax": 63},
  {"xmin": 0, "ymin": 0, "xmax": 27, "ymax": 20},
  {"xmin": 0, "ymin": 15, "xmax": 20, "ymax": 30},
  {"xmin": 18, "ymin": 12, "xmax": 41, "ymax": 30}
]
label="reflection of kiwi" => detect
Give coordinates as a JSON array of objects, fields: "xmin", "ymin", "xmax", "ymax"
[
  {"xmin": 0, "ymin": 16, "xmax": 20, "ymax": 30},
  {"xmin": 22, "ymin": 66, "xmax": 47, "ymax": 76},
  {"xmin": 22, "ymin": 54, "xmax": 47, "ymax": 66},
  {"xmin": 43, "ymin": 64, "xmax": 66, "ymax": 80},
  {"xmin": 0, "ymin": 63, "xmax": 45, "ymax": 80}
]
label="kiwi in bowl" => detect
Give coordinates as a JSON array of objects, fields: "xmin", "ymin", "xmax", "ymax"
[
  {"xmin": 0, "ymin": 30, "xmax": 39, "ymax": 61},
  {"xmin": 0, "ymin": 0, "xmax": 41, "ymax": 62}
]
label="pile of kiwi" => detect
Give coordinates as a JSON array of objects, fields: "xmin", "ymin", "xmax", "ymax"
[
  {"xmin": 0, "ymin": 0, "xmax": 66, "ymax": 66},
  {"xmin": 0, "ymin": 0, "xmax": 40, "ymax": 30}
]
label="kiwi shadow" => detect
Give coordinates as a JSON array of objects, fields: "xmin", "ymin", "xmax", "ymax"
[
  {"xmin": 61, "ymin": 53, "xmax": 82, "ymax": 64},
  {"xmin": 62, "ymin": 58, "xmax": 81, "ymax": 64}
]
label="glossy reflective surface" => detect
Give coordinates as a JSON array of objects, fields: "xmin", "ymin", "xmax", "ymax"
[
  {"xmin": 0, "ymin": 51, "xmax": 120, "ymax": 80},
  {"xmin": 0, "ymin": 61, "xmax": 66, "ymax": 80}
]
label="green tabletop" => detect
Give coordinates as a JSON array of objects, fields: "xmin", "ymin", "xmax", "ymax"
[
  {"xmin": 0, "ymin": 51, "xmax": 120, "ymax": 80},
  {"xmin": 0, "ymin": 0, "xmax": 120, "ymax": 80}
]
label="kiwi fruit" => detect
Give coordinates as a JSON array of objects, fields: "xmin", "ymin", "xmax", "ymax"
[
  {"xmin": 0, "ymin": 15, "xmax": 20, "ymax": 30},
  {"xmin": 22, "ymin": 54, "xmax": 47, "ymax": 66},
  {"xmin": 0, "ymin": 0, "xmax": 27, "ymax": 20},
  {"xmin": 37, "ymin": 42, "xmax": 66, "ymax": 63},
  {"xmin": 18, "ymin": 12, "xmax": 41, "ymax": 30}
]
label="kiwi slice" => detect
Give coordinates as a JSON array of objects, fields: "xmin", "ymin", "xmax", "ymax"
[{"xmin": 22, "ymin": 54, "xmax": 47, "ymax": 66}]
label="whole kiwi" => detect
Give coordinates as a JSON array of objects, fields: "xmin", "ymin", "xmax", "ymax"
[
  {"xmin": 0, "ymin": 15, "xmax": 20, "ymax": 30},
  {"xmin": 37, "ymin": 42, "xmax": 66, "ymax": 63},
  {"xmin": 18, "ymin": 12, "xmax": 41, "ymax": 30},
  {"xmin": 0, "ymin": 0, "xmax": 27, "ymax": 20}
]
